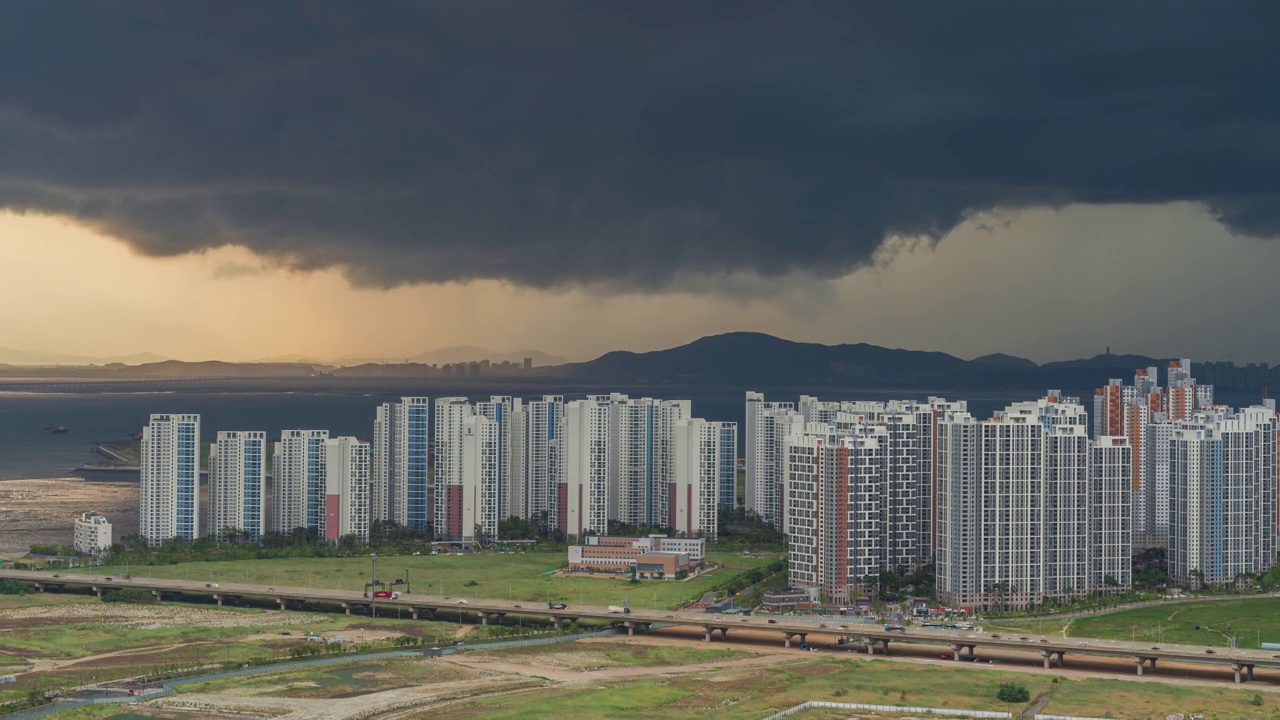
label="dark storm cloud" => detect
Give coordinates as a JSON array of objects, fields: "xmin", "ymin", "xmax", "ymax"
[{"xmin": 1, "ymin": 1, "xmax": 1278, "ymax": 289}]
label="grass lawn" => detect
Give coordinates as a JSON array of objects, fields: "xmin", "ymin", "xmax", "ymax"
[
  {"xmin": 175, "ymin": 658, "xmax": 475, "ymax": 698},
  {"xmin": 1066, "ymin": 598, "xmax": 1280, "ymax": 649},
  {"xmin": 421, "ymin": 654, "xmax": 1280, "ymax": 720},
  {"xmin": 467, "ymin": 641, "xmax": 749, "ymax": 670},
  {"xmin": 0, "ymin": 592, "xmax": 462, "ymax": 707},
  {"xmin": 424, "ymin": 658, "xmax": 1048, "ymax": 719},
  {"xmin": 96, "ymin": 550, "xmax": 778, "ymax": 610}
]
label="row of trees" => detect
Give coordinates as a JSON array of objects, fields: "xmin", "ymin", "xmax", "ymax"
[{"xmin": 87, "ymin": 521, "xmax": 439, "ymax": 568}]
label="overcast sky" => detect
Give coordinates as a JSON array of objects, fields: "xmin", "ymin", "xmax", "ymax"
[{"xmin": 2, "ymin": 2, "xmax": 1278, "ymax": 363}]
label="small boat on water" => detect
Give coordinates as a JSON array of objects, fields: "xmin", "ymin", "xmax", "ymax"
[{"xmin": 43, "ymin": 425, "xmax": 69, "ymax": 434}]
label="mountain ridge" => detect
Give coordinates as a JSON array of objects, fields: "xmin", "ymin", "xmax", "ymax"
[{"xmin": 0, "ymin": 334, "xmax": 1253, "ymax": 392}]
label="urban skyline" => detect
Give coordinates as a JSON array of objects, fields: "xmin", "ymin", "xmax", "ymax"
[{"xmin": 127, "ymin": 356, "xmax": 1280, "ymax": 607}]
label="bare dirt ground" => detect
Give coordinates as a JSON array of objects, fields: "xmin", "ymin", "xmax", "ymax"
[{"xmin": 0, "ymin": 603, "xmax": 331, "ymax": 630}]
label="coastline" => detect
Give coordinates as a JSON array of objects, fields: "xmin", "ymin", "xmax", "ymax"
[{"xmin": 0, "ymin": 476, "xmax": 140, "ymax": 553}]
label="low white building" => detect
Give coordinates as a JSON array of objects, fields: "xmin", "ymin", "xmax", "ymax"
[
  {"xmin": 73, "ymin": 512, "xmax": 112, "ymax": 555},
  {"xmin": 635, "ymin": 534, "xmax": 706, "ymax": 560}
]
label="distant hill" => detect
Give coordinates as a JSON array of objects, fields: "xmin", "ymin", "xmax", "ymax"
[
  {"xmin": 536, "ymin": 333, "xmax": 1220, "ymax": 393},
  {"xmin": 541, "ymin": 332, "xmax": 973, "ymax": 385},
  {"xmin": 1041, "ymin": 353, "xmax": 1166, "ymax": 370},
  {"xmin": 971, "ymin": 353, "xmax": 1039, "ymax": 370},
  {"xmin": 0, "ymin": 336, "xmax": 1264, "ymax": 393}
]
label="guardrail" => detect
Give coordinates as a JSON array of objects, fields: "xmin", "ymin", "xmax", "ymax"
[{"xmin": 761, "ymin": 700, "xmax": 1012, "ymax": 719}]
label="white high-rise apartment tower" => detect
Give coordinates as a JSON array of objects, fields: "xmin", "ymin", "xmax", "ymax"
[
  {"xmin": 208, "ymin": 431, "xmax": 267, "ymax": 541},
  {"xmin": 475, "ymin": 396, "xmax": 526, "ymax": 523},
  {"xmin": 935, "ymin": 396, "xmax": 1130, "ymax": 609},
  {"xmin": 785, "ymin": 426, "xmax": 886, "ymax": 604},
  {"xmin": 271, "ymin": 429, "xmax": 328, "ymax": 535},
  {"xmin": 769, "ymin": 392, "xmax": 951, "ymax": 569},
  {"xmin": 555, "ymin": 398, "xmax": 612, "ymax": 539},
  {"xmin": 1094, "ymin": 360, "xmax": 1214, "ymax": 550},
  {"xmin": 1169, "ymin": 405, "xmax": 1277, "ymax": 585},
  {"xmin": 373, "ymin": 397, "xmax": 430, "ymax": 530},
  {"xmin": 139, "ymin": 413, "xmax": 200, "ymax": 546},
  {"xmin": 461, "ymin": 414, "xmax": 501, "ymax": 541},
  {"xmin": 524, "ymin": 395, "xmax": 564, "ymax": 528},
  {"xmin": 670, "ymin": 419, "xmax": 737, "ymax": 539},
  {"xmin": 745, "ymin": 392, "xmax": 798, "ymax": 528},
  {"xmin": 322, "ymin": 437, "xmax": 370, "ymax": 542},
  {"xmin": 1089, "ymin": 437, "xmax": 1133, "ymax": 589},
  {"xmin": 601, "ymin": 395, "xmax": 691, "ymax": 527},
  {"xmin": 372, "ymin": 404, "xmax": 392, "ymax": 524},
  {"xmin": 434, "ymin": 397, "xmax": 472, "ymax": 540}
]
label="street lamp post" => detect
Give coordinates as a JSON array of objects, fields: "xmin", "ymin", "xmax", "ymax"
[{"xmin": 371, "ymin": 553, "xmax": 378, "ymax": 619}]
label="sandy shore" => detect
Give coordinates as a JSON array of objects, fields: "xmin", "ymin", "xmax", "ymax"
[{"xmin": 0, "ymin": 477, "xmax": 139, "ymax": 553}]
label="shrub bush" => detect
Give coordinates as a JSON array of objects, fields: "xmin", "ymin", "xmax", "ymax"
[
  {"xmin": 102, "ymin": 588, "xmax": 158, "ymax": 604},
  {"xmin": 0, "ymin": 579, "xmax": 30, "ymax": 595},
  {"xmin": 996, "ymin": 683, "xmax": 1030, "ymax": 703}
]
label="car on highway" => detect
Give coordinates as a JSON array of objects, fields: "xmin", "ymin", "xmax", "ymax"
[
  {"xmin": 548, "ymin": 602, "xmax": 567, "ymax": 610},
  {"xmin": 767, "ymin": 619, "xmax": 778, "ymax": 624},
  {"xmin": 456, "ymin": 599, "xmax": 468, "ymax": 604}
]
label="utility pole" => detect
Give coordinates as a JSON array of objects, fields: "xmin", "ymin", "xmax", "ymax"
[{"xmin": 371, "ymin": 553, "xmax": 378, "ymax": 619}]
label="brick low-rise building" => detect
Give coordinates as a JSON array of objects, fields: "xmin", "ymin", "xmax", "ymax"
[{"xmin": 567, "ymin": 535, "xmax": 704, "ymax": 577}]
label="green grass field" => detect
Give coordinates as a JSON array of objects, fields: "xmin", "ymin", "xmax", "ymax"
[
  {"xmin": 417, "ymin": 654, "xmax": 1280, "ymax": 720},
  {"xmin": 468, "ymin": 641, "xmax": 749, "ymax": 670},
  {"xmin": 0, "ymin": 592, "xmax": 465, "ymax": 708},
  {"xmin": 29, "ymin": 643, "xmax": 1280, "ymax": 720},
  {"xmin": 1065, "ymin": 597, "xmax": 1280, "ymax": 649},
  {"xmin": 175, "ymin": 658, "xmax": 476, "ymax": 698},
  {"xmin": 986, "ymin": 597, "xmax": 1280, "ymax": 650},
  {"xmin": 96, "ymin": 550, "xmax": 778, "ymax": 610}
]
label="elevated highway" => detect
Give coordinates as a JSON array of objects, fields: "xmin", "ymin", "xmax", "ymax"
[{"xmin": 3, "ymin": 569, "xmax": 1278, "ymax": 684}]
